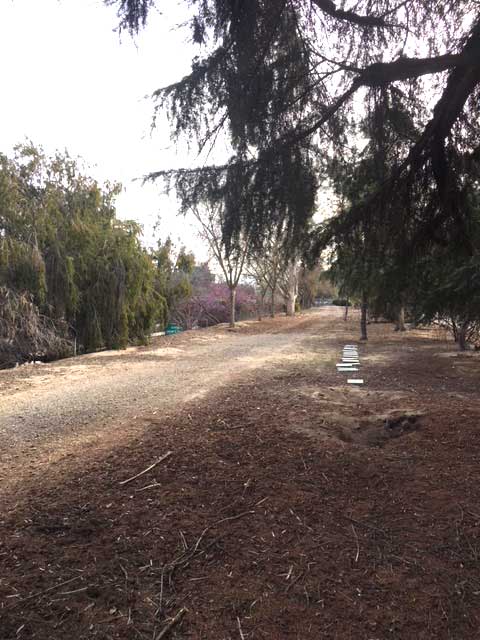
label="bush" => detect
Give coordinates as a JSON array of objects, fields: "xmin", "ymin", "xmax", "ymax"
[{"xmin": 0, "ymin": 287, "xmax": 73, "ymax": 368}]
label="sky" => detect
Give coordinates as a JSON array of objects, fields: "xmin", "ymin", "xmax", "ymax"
[{"xmin": 0, "ymin": 0, "xmax": 212, "ymax": 257}]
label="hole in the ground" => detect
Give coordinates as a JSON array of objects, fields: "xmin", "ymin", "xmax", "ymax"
[
  {"xmin": 332, "ymin": 412, "xmax": 423, "ymax": 447},
  {"xmin": 363, "ymin": 413, "xmax": 421, "ymax": 447},
  {"xmin": 384, "ymin": 414, "xmax": 420, "ymax": 434}
]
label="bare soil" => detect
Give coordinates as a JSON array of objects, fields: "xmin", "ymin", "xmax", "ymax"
[
  {"xmin": 0, "ymin": 313, "xmax": 324, "ymax": 448},
  {"xmin": 1, "ymin": 308, "xmax": 480, "ymax": 639}
]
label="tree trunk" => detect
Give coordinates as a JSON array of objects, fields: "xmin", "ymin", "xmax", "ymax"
[
  {"xmin": 360, "ymin": 293, "xmax": 368, "ymax": 341},
  {"xmin": 396, "ymin": 304, "xmax": 406, "ymax": 331},
  {"xmin": 410, "ymin": 303, "xmax": 418, "ymax": 328},
  {"xmin": 458, "ymin": 320, "xmax": 469, "ymax": 351},
  {"xmin": 257, "ymin": 292, "xmax": 264, "ymax": 321},
  {"xmin": 344, "ymin": 304, "xmax": 349, "ymax": 321},
  {"xmin": 451, "ymin": 317, "xmax": 459, "ymax": 341},
  {"xmin": 286, "ymin": 295, "xmax": 295, "ymax": 316},
  {"xmin": 229, "ymin": 286, "xmax": 236, "ymax": 328},
  {"xmin": 270, "ymin": 289, "xmax": 275, "ymax": 318},
  {"xmin": 285, "ymin": 262, "xmax": 298, "ymax": 317}
]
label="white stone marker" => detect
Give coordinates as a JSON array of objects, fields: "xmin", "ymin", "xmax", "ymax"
[
  {"xmin": 347, "ymin": 379, "xmax": 364, "ymax": 384},
  {"xmin": 338, "ymin": 345, "xmax": 361, "ymax": 377}
]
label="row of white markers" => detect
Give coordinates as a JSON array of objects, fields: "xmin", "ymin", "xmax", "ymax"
[{"xmin": 336, "ymin": 344, "xmax": 364, "ymax": 385}]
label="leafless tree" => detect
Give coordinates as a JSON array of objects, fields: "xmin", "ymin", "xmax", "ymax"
[
  {"xmin": 191, "ymin": 204, "xmax": 249, "ymax": 328},
  {"xmin": 247, "ymin": 238, "xmax": 284, "ymax": 318},
  {"xmin": 247, "ymin": 234, "xmax": 300, "ymax": 318}
]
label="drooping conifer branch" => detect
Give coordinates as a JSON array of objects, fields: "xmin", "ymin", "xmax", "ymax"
[
  {"xmin": 311, "ymin": 0, "xmax": 396, "ymax": 28},
  {"xmin": 109, "ymin": 0, "xmax": 480, "ymax": 258}
]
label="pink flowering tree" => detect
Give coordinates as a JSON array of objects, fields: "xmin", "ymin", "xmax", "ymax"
[{"xmin": 173, "ymin": 282, "xmax": 256, "ymax": 329}]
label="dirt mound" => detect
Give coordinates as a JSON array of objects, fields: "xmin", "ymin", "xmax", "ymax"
[{"xmin": 295, "ymin": 386, "xmax": 424, "ymax": 447}]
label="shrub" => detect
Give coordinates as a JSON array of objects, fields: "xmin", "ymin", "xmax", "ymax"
[{"xmin": 0, "ymin": 287, "xmax": 73, "ymax": 368}]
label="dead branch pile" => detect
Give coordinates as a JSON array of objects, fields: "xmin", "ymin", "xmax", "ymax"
[{"xmin": 0, "ymin": 287, "xmax": 73, "ymax": 368}]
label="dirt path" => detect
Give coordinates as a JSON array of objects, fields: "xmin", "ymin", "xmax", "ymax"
[
  {"xmin": 2, "ymin": 309, "xmax": 480, "ymax": 640},
  {"xmin": 0, "ymin": 308, "xmax": 335, "ymax": 448}
]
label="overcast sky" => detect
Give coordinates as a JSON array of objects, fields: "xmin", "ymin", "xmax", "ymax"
[{"xmin": 0, "ymin": 0, "xmax": 213, "ymax": 257}]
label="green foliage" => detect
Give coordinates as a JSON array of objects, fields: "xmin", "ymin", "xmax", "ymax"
[
  {"xmin": 326, "ymin": 107, "xmax": 480, "ymax": 344},
  {"xmin": 107, "ymin": 1, "xmax": 480, "ymax": 346},
  {"xmin": 111, "ymin": 0, "xmax": 480, "ymax": 261},
  {"xmin": 152, "ymin": 238, "xmax": 196, "ymax": 322},
  {"xmin": 0, "ymin": 144, "xmax": 166, "ymax": 360},
  {"xmin": 414, "ymin": 244, "xmax": 480, "ymax": 346},
  {"xmin": 175, "ymin": 248, "xmax": 195, "ymax": 275},
  {"xmin": 0, "ymin": 238, "xmax": 47, "ymax": 304},
  {"xmin": 324, "ymin": 91, "xmax": 423, "ymax": 318}
]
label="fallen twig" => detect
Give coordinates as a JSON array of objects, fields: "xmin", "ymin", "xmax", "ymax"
[
  {"xmin": 58, "ymin": 586, "xmax": 89, "ymax": 595},
  {"xmin": 164, "ymin": 509, "xmax": 256, "ymax": 574},
  {"xmin": 190, "ymin": 511, "xmax": 255, "ymax": 557},
  {"xmin": 6, "ymin": 576, "xmax": 81, "ymax": 609},
  {"xmin": 120, "ymin": 451, "xmax": 173, "ymax": 486},
  {"xmin": 237, "ymin": 616, "xmax": 245, "ymax": 640},
  {"xmin": 136, "ymin": 482, "xmax": 162, "ymax": 492},
  {"xmin": 285, "ymin": 570, "xmax": 305, "ymax": 593},
  {"xmin": 157, "ymin": 607, "xmax": 188, "ymax": 639},
  {"xmin": 351, "ymin": 524, "xmax": 360, "ymax": 563},
  {"xmin": 215, "ymin": 510, "xmax": 256, "ymax": 527}
]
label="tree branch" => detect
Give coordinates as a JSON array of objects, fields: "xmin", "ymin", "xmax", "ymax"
[
  {"xmin": 317, "ymin": 27, "xmax": 480, "ymax": 253},
  {"xmin": 288, "ymin": 48, "xmax": 479, "ymax": 145},
  {"xmin": 359, "ymin": 52, "xmax": 473, "ymax": 86},
  {"xmin": 311, "ymin": 0, "xmax": 395, "ymax": 28}
]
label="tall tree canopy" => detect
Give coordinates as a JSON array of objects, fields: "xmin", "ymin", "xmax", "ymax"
[
  {"xmin": 109, "ymin": 0, "xmax": 479, "ymax": 257},
  {"xmin": 0, "ymin": 144, "xmax": 167, "ymax": 364}
]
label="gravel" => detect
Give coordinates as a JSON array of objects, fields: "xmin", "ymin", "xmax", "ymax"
[{"xmin": 0, "ymin": 311, "xmax": 331, "ymax": 447}]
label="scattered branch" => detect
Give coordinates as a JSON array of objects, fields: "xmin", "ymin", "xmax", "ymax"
[
  {"xmin": 6, "ymin": 576, "xmax": 81, "ymax": 610},
  {"xmin": 351, "ymin": 524, "xmax": 360, "ymax": 563},
  {"xmin": 157, "ymin": 607, "xmax": 188, "ymax": 639},
  {"xmin": 237, "ymin": 616, "xmax": 246, "ymax": 640},
  {"xmin": 119, "ymin": 451, "xmax": 173, "ymax": 486}
]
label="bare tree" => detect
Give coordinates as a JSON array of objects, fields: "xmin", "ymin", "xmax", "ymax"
[
  {"xmin": 191, "ymin": 204, "xmax": 249, "ymax": 328},
  {"xmin": 247, "ymin": 234, "xmax": 301, "ymax": 317},
  {"xmin": 247, "ymin": 238, "xmax": 285, "ymax": 318},
  {"xmin": 278, "ymin": 260, "xmax": 300, "ymax": 317}
]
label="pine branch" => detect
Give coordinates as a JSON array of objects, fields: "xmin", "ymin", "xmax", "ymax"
[{"xmin": 311, "ymin": 0, "xmax": 395, "ymax": 28}]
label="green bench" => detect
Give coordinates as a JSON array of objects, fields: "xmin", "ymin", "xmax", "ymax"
[{"xmin": 165, "ymin": 323, "xmax": 182, "ymax": 335}]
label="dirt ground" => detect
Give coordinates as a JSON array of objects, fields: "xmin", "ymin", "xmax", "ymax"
[
  {"xmin": 0, "ymin": 312, "xmax": 327, "ymax": 448},
  {"xmin": 1, "ymin": 308, "xmax": 480, "ymax": 639}
]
